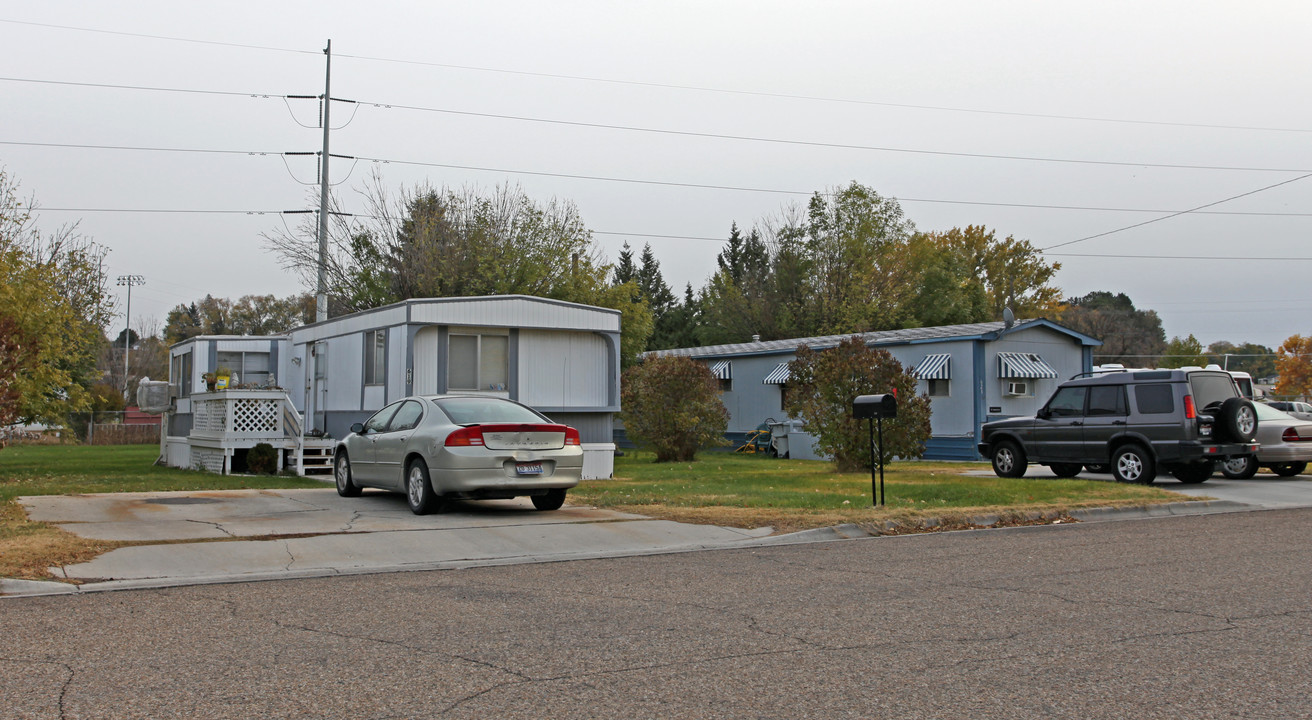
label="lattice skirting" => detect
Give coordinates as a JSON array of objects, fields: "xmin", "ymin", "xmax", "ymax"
[{"xmin": 191, "ymin": 448, "xmax": 227, "ymax": 473}]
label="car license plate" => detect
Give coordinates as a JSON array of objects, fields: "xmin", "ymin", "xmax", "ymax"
[{"xmin": 516, "ymin": 462, "xmax": 544, "ymax": 475}]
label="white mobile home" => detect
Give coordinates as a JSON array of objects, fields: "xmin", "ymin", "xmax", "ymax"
[
  {"xmin": 165, "ymin": 295, "xmax": 620, "ymax": 475},
  {"xmin": 645, "ymin": 318, "xmax": 1100, "ymax": 460}
]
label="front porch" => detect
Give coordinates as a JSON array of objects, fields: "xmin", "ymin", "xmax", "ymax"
[{"xmin": 166, "ymin": 390, "xmax": 335, "ymax": 476}]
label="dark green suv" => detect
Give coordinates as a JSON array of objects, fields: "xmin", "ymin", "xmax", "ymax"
[{"xmin": 978, "ymin": 369, "xmax": 1259, "ymax": 484}]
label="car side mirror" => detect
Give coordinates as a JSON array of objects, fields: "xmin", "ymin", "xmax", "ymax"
[
  {"xmin": 1037, "ymin": 408, "xmax": 1051, "ymax": 419},
  {"xmin": 350, "ymin": 423, "xmax": 365, "ymax": 434}
]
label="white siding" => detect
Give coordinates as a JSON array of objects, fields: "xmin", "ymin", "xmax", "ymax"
[
  {"xmin": 413, "ymin": 327, "xmax": 441, "ymax": 396},
  {"xmin": 288, "ymin": 306, "xmax": 408, "ymax": 344},
  {"xmin": 518, "ymin": 330, "xmax": 608, "ymax": 407},
  {"xmin": 324, "ymin": 335, "xmax": 363, "ymax": 411},
  {"xmin": 409, "ymin": 297, "xmax": 619, "ymax": 332}
]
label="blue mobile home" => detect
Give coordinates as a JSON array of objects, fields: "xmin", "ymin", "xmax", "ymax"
[{"xmin": 646, "ymin": 319, "xmax": 1101, "ymax": 460}]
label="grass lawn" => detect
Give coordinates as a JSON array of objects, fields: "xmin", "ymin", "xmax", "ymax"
[
  {"xmin": 0, "ymin": 444, "xmax": 326, "ymax": 581},
  {"xmin": 571, "ymin": 450, "xmax": 1192, "ymax": 533}
]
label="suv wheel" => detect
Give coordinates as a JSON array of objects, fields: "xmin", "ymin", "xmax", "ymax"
[
  {"xmin": 1112, "ymin": 445, "xmax": 1155, "ymax": 484},
  {"xmin": 1217, "ymin": 398, "xmax": 1258, "ymax": 443},
  {"xmin": 991, "ymin": 441, "xmax": 1027, "ymax": 478},
  {"xmin": 1050, "ymin": 463, "xmax": 1082, "ymax": 478},
  {"xmin": 1170, "ymin": 460, "xmax": 1214, "ymax": 484},
  {"xmin": 1221, "ymin": 455, "xmax": 1258, "ymax": 480}
]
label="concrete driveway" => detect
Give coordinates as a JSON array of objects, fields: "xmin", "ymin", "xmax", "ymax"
[{"xmin": 8, "ymin": 489, "xmax": 772, "ymax": 596}]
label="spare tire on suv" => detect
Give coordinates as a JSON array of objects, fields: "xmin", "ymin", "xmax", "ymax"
[{"xmin": 1214, "ymin": 397, "xmax": 1258, "ymax": 443}]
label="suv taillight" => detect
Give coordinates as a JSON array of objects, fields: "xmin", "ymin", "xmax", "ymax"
[{"xmin": 1183, "ymin": 395, "xmax": 1197, "ymax": 420}]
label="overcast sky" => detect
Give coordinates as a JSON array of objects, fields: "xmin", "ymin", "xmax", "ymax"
[{"xmin": 3, "ymin": 1, "xmax": 1309, "ymax": 351}]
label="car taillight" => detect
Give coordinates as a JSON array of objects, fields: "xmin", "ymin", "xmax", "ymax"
[
  {"xmin": 564, "ymin": 427, "xmax": 581, "ymax": 446},
  {"xmin": 444, "ymin": 426, "xmax": 485, "ymax": 447},
  {"xmin": 1183, "ymin": 395, "xmax": 1197, "ymax": 420},
  {"xmin": 1282, "ymin": 427, "xmax": 1303, "ymax": 443}
]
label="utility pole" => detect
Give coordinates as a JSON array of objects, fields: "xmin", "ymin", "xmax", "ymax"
[
  {"xmin": 116, "ymin": 275, "xmax": 145, "ymax": 399},
  {"xmin": 316, "ymin": 39, "xmax": 332, "ymax": 323}
]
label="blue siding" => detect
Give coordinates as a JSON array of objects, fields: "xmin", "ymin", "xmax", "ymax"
[{"xmin": 923, "ymin": 436, "xmax": 981, "ymax": 461}]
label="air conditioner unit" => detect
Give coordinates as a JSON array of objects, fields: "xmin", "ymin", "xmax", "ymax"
[{"xmin": 1005, "ymin": 381, "xmax": 1029, "ymax": 396}]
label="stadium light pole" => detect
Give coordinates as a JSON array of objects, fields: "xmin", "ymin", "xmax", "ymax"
[{"xmin": 116, "ymin": 275, "xmax": 145, "ymax": 400}]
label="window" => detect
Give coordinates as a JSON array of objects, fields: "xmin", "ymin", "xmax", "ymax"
[
  {"xmin": 364, "ymin": 329, "xmax": 386, "ymax": 386},
  {"xmin": 216, "ymin": 350, "xmax": 272, "ymax": 386},
  {"xmin": 719, "ymin": 378, "xmax": 733, "ymax": 393},
  {"xmin": 363, "ymin": 402, "xmax": 401, "ymax": 434},
  {"xmin": 927, "ymin": 379, "xmax": 949, "ymax": 397},
  {"xmin": 1135, "ymin": 384, "xmax": 1174, "ymax": 414},
  {"xmin": 779, "ymin": 384, "xmax": 789, "ymax": 411},
  {"xmin": 448, "ymin": 333, "xmax": 509, "ymax": 392},
  {"xmin": 1046, "ymin": 387, "xmax": 1086, "ymax": 417},
  {"xmin": 387, "ymin": 400, "xmax": 424, "ymax": 431},
  {"xmin": 1087, "ymin": 385, "xmax": 1127, "ymax": 416},
  {"xmin": 171, "ymin": 352, "xmax": 193, "ymax": 397}
]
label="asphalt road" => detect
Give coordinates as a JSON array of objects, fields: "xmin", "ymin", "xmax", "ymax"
[{"xmin": 2, "ymin": 508, "xmax": 1310, "ymax": 719}]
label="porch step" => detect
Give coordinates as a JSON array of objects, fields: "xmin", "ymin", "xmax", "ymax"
[{"xmin": 288, "ymin": 441, "xmax": 335, "ymax": 475}]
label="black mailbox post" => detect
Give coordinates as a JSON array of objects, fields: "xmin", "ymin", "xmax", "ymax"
[{"xmin": 853, "ymin": 394, "xmax": 898, "ymax": 506}]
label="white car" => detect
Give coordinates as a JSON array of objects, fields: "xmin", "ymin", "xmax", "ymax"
[
  {"xmin": 333, "ymin": 395, "xmax": 584, "ymax": 514},
  {"xmin": 1221, "ymin": 402, "xmax": 1312, "ymax": 478}
]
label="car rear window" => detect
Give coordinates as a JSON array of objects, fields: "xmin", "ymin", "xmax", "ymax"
[
  {"xmin": 433, "ymin": 397, "xmax": 549, "ymax": 425},
  {"xmin": 1135, "ymin": 384, "xmax": 1174, "ymax": 414},
  {"xmin": 1189, "ymin": 373, "xmax": 1238, "ymax": 409}
]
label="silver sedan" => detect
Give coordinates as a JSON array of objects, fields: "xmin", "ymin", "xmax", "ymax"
[
  {"xmin": 333, "ymin": 395, "xmax": 584, "ymax": 514},
  {"xmin": 1221, "ymin": 402, "xmax": 1312, "ymax": 478}
]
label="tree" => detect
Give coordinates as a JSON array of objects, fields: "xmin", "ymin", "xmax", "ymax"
[
  {"xmin": 784, "ymin": 337, "xmax": 932, "ymax": 472},
  {"xmin": 620, "ymin": 355, "xmax": 728, "ymax": 462},
  {"xmin": 1159, "ymin": 334, "xmax": 1207, "ymax": 369},
  {"xmin": 636, "ymin": 244, "xmax": 681, "ymax": 351},
  {"xmin": 1274, "ymin": 335, "xmax": 1312, "ymax": 398},
  {"xmin": 906, "ymin": 226, "xmax": 1062, "ymax": 327},
  {"xmin": 163, "ymin": 293, "xmax": 314, "ymax": 343},
  {"xmin": 1056, "ymin": 292, "xmax": 1166, "ymax": 367},
  {"xmin": 0, "ymin": 168, "xmax": 113, "ymax": 430},
  {"xmin": 263, "ymin": 172, "xmax": 653, "ymax": 366},
  {"xmin": 1206, "ymin": 341, "xmax": 1276, "ymax": 379}
]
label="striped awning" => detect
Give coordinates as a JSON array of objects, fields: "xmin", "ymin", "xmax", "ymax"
[
  {"xmin": 763, "ymin": 362, "xmax": 791, "ymax": 385},
  {"xmin": 912, "ymin": 353, "xmax": 951, "ymax": 380},
  {"xmin": 709, "ymin": 360, "xmax": 732, "ymax": 380},
  {"xmin": 997, "ymin": 352, "xmax": 1058, "ymax": 379}
]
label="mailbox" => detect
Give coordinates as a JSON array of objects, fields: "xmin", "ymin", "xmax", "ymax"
[{"xmin": 853, "ymin": 393, "xmax": 897, "ymax": 419}]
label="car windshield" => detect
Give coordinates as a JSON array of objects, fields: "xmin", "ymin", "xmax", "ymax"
[
  {"xmin": 1255, "ymin": 402, "xmax": 1297, "ymax": 422},
  {"xmin": 432, "ymin": 397, "xmax": 549, "ymax": 425}
]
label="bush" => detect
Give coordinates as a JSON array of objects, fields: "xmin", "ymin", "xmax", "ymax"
[
  {"xmin": 785, "ymin": 337, "xmax": 932, "ymax": 472},
  {"xmin": 620, "ymin": 355, "xmax": 729, "ymax": 462},
  {"xmin": 246, "ymin": 442, "xmax": 279, "ymax": 475}
]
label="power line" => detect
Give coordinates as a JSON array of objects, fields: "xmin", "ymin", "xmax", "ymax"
[
  {"xmin": 0, "ymin": 18, "xmax": 317, "ymax": 56},
  {"xmin": 5, "ymin": 18, "xmax": 1305, "ymax": 136},
  {"xmin": 1041, "ymin": 172, "xmax": 1312, "ymax": 251},
  {"xmin": 354, "ymin": 101, "xmax": 1309, "ymax": 173}
]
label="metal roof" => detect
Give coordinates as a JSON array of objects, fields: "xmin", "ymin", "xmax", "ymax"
[
  {"xmin": 645, "ymin": 318, "xmax": 1099, "ymax": 360},
  {"xmin": 912, "ymin": 353, "xmax": 952, "ymax": 380}
]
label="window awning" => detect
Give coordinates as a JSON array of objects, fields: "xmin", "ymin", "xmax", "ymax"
[
  {"xmin": 912, "ymin": 353, "xmax": 951, "ymax": 380},
  {"xmin": 763, "ymin": 363, "xmax": 791, "ymax": 385},
  {"xmin": 709, "ymin": 360, "xmax": 732, "ymax": 380},
  {"xmin": 997, "ymin": 352, "xmax": 1058, "ymax": 379}
]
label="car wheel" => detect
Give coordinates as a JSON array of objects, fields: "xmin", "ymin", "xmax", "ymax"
[
  {"xmin": 334, "ymin": 451, "xmax": 361, "ymax": 497},
  {"xmin": 1217, "ymin": 398, "xmax": 1258, "ymax": 442},
  {"xmin": 405, "ymin": 459, "xmax": 444, "ymax": 515},
  {"xmin": 1084, "ymin": 464, "xmax": 1110, "ymax": 474},
  {"xmin": 531, "ymin": 488, "xmax": 567, "ymax": 511},
  {"xmin": 1112, "ymin": 444, "xmax": 1155, "ymax": 484},
  {"xmin": 1271, "ymin": 461, "xmax": 1308, "ymax": 478},
  {"xmin": 1170, "ymin": 460, "xmax": 1215, "ymax": 484},
  {"xmin": 1050, "ymin": 463, "xmax": 1082, "ymax": 478},
  {"xmin": 1221, "ymin": 455, "xmax": 1258, "ymax": 480},
  {"xmin": 991, "ymin": 441, "xmax": 1027, "ymax": 478}
]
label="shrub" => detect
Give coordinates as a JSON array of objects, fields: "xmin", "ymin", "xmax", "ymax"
[
  {"xmin": 246, "ymin": 442, "xmax": 279, "ymax": 475},
  {"xmin": 785, "ymin": 337, "xmax": 932, "ymax": 472},
  {"xmin": 620, "ymin": 355, "xmax": 729, "ymax": 462}
]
